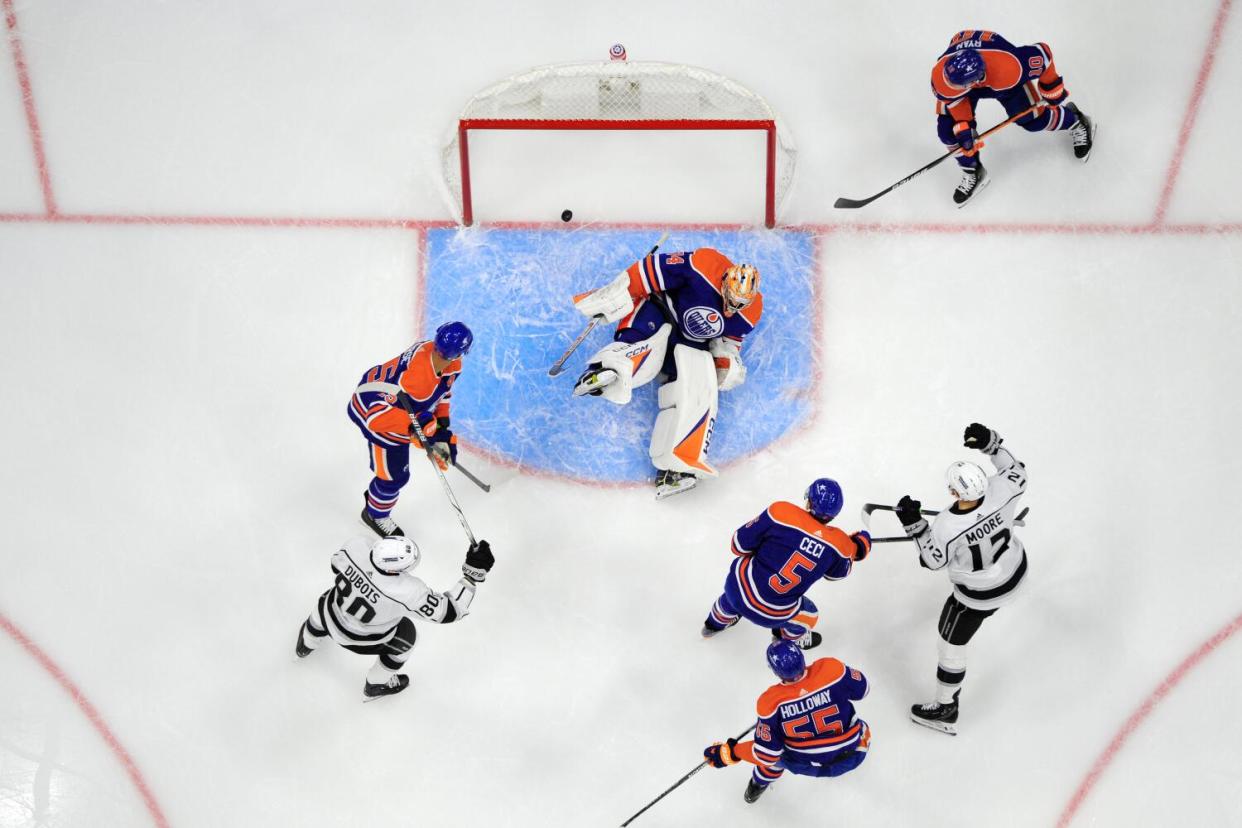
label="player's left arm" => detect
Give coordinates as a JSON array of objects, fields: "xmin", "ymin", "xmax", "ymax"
[
  {"xmin": 1030, "ymin": 42, "xmax": 1068, "ymax": 104},
  {"xmin": 711, "ymin": 293, "xmax": 762, "ymax": 391},
  {"xmin": 843, "ymin": 665, "xmax": 870, "ymax": 701},
  {"xmin": 964, "ymin": 422, "xmax": 1026, "ymax": 492},
  {"xmin": 731, "ymin": 510, "xmax": 770, "ymax": 556},
  {"xmin": 409, "ymin": 541, "xmax": 495, "ymax": 624}
]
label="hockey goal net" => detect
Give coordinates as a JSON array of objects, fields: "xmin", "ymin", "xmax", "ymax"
[{"xmin": 441, "ymin": 61, "xmax": 797, "ymax": 228}]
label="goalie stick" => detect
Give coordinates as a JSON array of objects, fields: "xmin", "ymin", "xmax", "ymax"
[
  {"xmin": 547, "ymin": 231, "xmax": 669, "ymax": 377},
  {"xmin": 862, "ymin": 502, "xmax": 1028, "ymax": 543},
  {"xmin": 620, "ymin": 723, "xmax": 756, "ymax": 827},
  {"xmin": 832, "ymin": 104, "xmax": 1042, "ymax": 210}
]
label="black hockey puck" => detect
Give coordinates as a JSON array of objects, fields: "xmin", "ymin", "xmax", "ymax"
[{"xmin": 561, "ymin": 209, "xmax": 573, "ymax": 222}]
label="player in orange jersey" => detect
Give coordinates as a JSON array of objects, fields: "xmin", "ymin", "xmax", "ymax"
[
  {"xmin": 704, "ymin": 640, "xmax": 871, "ymax": 803},
  {"xmin": 932, "ymin": 30, "xmax": 1095, "ymax": 205},
  {"xmin": 347, "ymin": 322, "xmax": 472, "ymax": 537},
  {"xmin": 571, "ymin": 248, "xmax": 761, "ymax": 500}
]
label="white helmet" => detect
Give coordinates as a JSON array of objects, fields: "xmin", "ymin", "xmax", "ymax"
[
  {"xmin": 945, "ymin": 461, "xmax": 988, "ymax": 501},
  {"xmin": 370, "ymin": 536, "xmax": 420, "ymax": 574}
]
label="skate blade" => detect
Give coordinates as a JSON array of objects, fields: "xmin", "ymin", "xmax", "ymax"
[
  {"xmin": 909, "ymin": 714, "xmax": 957, "ymax": 736},
  {"xmin": 655, "ymin": 478, "xmax": 698, "ymax": 501},
  {"xmin": 955, "ymin": 175, "xmax": 991, "ymax": 209}
]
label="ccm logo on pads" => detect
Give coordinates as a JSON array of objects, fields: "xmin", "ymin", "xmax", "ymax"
[{"xmin": 682, "ymin": 306, "xmax": 725, "ymax": 340}]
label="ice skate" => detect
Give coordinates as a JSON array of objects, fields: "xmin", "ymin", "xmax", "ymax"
[
  {"xmin": 953, "ymin": 162, "xmax": 988, "ymax": 207},
  {"xmin": 363, "ymin": 674, "xmax": 410, "ymax": 702},
  {"xmin": 573, "ymin": 365, "xmax": 618, "ymax": 397},
  {"xmin": 910, "ymin": 690, "xmax": 959, "ymax": 735},
  {"xmin": 1067, "ymin": 103, "xmax": 1095, "ymax": 162},
  {"xmin": 295, "ymin": 623, "xmax": 315, "ymax": 658},
  {"xmin": 361, "ymin": 495, "xmax": 403, "ymax": 538},
  {"xmin": 655, "ymin": 469, "xmax": 698, "ymax": 500},
  {"xmin": 772, "ymin": 627, "xmax": 822, "ymax": 650},
  {"xmin": 744, "ymin": 779, "xmax": 768, "ymax": 804},
  {"xmin": 701, "ymin": 617, "xmax": 738, "ymax": 639}
]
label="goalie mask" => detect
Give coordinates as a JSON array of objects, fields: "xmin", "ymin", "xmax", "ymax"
[{"xmin": 722, "ymin": 265, "xmax": 760, "ymax": 316}]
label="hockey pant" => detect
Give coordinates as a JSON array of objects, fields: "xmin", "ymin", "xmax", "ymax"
[
  {"xmin": 348, "ymin": 405, "xmax": 411, "ymax": 519},
  {"xmin": 585, "ymin": 308, "xmax": 719, "ymax": 476},
  {"xmin": 706, "ymin": 587, "xmax": 819, "ymax": 641},
  {"xmin": 752, "ymin": 743, "xmax": 869, "ymax": 788},
  {"xmin": 302, "ymin": 590, "xmax": 418, "ymax": 683},
  {"xmin": 937, "ymin": 83, "xmax": 1079, "ymax": 168},
  {"xmin": 933, "ymin": 595, "xmax": 996, "ymax": 703}
]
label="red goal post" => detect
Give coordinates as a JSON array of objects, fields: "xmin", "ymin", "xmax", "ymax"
[{"xmin": 442, "ymin": 62, "xmax": 797, "ymax": 228}]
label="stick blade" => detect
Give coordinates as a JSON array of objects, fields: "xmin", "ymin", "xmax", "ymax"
[{"xmin": 833, "ymin": 196, "xmax": 869, "ymax": 209}]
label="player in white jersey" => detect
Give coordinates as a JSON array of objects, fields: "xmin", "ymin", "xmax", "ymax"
[
  {"xmin": 294, "ymin": 534, "xmax": 494, "ymax": 700},
  {"xmin": 895, "ymin": 423, "xmax": 1027, "ymax": 734}
]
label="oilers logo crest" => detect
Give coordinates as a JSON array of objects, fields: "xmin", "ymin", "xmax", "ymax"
[{"xmin": 682, "ymin": 306, "xmax": 725, "ymax": 340}]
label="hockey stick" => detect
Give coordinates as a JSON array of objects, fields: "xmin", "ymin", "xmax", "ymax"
[
  {"xmin": 548, "ymin": 231, "xmax": 669, "ymax": 377},
  {"xmin": 395, "ymin": 396, "xmax": 479, "ymax": 545},
  {"xmin": 832, "ymin": 104, "xmax": 1043, "ymax": 210},
  {"xmin": 451, "ymin": 460, "xmax": 492, "ymax": 493},
  {"xmin": 620, "ymin": 724, "xmax": 756, "ymax": 827},
  {"xmin": 863, "ymin": 503, "xmax": 1029, "ymax": 543}
]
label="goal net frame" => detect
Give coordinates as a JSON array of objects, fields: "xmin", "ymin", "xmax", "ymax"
[{"xmin": 442, "ymin": 62, "xmax": 796, "ymax": 228}]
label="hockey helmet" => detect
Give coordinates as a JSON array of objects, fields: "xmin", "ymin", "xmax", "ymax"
[
  {"xmin": 371, "ymin": 536, "xmax": 421, "ymax": 575},
  {"xmin": 433, "ymin": 321, "xmax": 474, "ymax": 360},
  {"xmin": 766, "ymin": 639, "xmax": 807, "ymax": 683},
  {"xmin": 722, "ymin": 265, "xmax": 760, "ymax": 316},
  {"xmin": 945, "ymin": 48, "xmax": 986, "ymax": 89},
  {"xmin": 805, "ymin": 477, "xmax": 844, "ymax": 521},
  {"xmin": 945, "ymin": 461, "xmax": 988, "ymax": 502}
]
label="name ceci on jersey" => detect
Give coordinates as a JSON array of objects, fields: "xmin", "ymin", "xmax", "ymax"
[{"xmin": 799, "ymin": 536, "xmax": 826, "ymax": 559}]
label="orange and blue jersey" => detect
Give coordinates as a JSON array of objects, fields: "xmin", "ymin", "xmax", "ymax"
[
  {"xmin": 348, "ymin": 340, "xmax": 461, "ymax": 448},
  {"xmin": 725, "ymin": 501, "xmax": 855, "ymax": 623},
  {"xmin": 734, "ymin": 658, "xmax": 871, "ymax": 784},
  {"xmin": 930, "ymin": 30, "xmax": 1069, "ymax": 125},
  {"xmin": 618, "ymin": 248, "xmax": 762, "ymax": 348}
]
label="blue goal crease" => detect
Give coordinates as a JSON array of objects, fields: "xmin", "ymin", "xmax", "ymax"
[{"xmin": 423, "ymin": 227, "xmax": 818, "ymax": 484}]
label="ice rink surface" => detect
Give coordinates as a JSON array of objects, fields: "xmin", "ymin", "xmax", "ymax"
[{"xmin": 1, "ymin": 1, "xmax": 1240, "ymax": 826}]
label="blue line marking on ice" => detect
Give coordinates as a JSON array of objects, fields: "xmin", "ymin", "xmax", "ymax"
[{"xmin": 424, "ymin": 228, "xmax": 817, "ymax": 484}]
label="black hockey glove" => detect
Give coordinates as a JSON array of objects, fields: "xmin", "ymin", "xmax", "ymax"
[
  {"xmin": 895, "ymin": 496, "xmax": 923, "ymax": 527},
  {"xmin": 963, "ymin": 422, "xmax": 1001, "ymax": 455},
  {"xmin": 462, "ymin": 540, "xmax": 494, "ymax": 583},
  {"xmin": 703, "ymin": 738, "xmax": 740, "ymax": 768}
]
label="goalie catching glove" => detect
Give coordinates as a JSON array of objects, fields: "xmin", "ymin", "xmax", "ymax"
[
  {"xmin": 709, "ymin": 337, "xmax": 747, "ymax": 391},
  {"xmin": 573, "ymin": 272, "xmax": 634, "ymax": 323},
  {"xmin": 462, "ymin": 540, "xmax": 494, "ymax": 584}
]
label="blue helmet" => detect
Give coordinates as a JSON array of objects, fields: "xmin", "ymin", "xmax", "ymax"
[
  {"xmin": 945, "ymin": 48, "xmax": 985, "ymax": 88},
  {"xmin": 766, "ymin": 639, "xmax": 806, "ymax": 683},
  {"xmin": 433, "ymin": 321, "xmax": 473, "ymax": 360},
  {"xmin": 805, "ymin": 477, "xmax": 843, "ymax": 521}
]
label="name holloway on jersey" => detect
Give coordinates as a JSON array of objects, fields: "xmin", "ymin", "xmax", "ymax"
[{"xmin": 914, "ymin": 446, "xmax": 1029, "ymax": 611}]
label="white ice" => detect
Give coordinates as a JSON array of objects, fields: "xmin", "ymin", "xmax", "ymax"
[{"xmin": 1, "ymin": 2, "xmax": 1240, "ymax": 827}]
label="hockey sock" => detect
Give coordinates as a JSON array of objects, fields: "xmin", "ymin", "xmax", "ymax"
[
  {"xmin": 302, "ymin": 617, "xmax": 328, "ymax": 650},
  {"xmin": 365, "ymin": 478, "xmax": 402, "ymax": 517},
  {"xmin": 936, "ymin": 639, "xmax": 967, "ymax": 703},
  {"xmin": 366, "ymin": 656, "xmax": 406, "ymax": 686},
  {"xmin": 706, "ymin": 599, "xmax": 739, "ymax": 630}
]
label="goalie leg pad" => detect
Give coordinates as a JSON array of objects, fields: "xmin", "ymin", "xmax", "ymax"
[
  {"xmin": 581, "ymin": 323, "xmax": 671, "ymax": 405},
  {"xmin": 650, "ymin": 344, "xmax": 719, "ymax": 476}
]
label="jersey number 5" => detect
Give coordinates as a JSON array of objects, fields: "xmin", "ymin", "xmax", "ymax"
[{"xmin": 769, "ymin": 552, "xmax": 817, "ymax": 595}]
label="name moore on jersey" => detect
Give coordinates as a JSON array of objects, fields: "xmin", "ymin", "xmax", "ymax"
[{"xmin": 915, "ymin": 447, "xmax": 1028, "ymax": 611}]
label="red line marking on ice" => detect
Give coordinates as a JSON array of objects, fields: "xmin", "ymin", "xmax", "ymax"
[
  {"xmin": 1153, "ymin": 0, "xmax": 1234, "ymax": 225},
  {"xmin": 0, "ymin": 611, "xmax": 171, "ymax": 827},
  {"xmin": 1055, "ymin": 608, "xmax": 1242, "ymax": 827},
  {"xmin": 2, "ymin": 0, "xmax": 56, "ymax": 215}
]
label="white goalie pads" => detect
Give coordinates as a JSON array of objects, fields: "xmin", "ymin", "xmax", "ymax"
[
  {"xmin": 650, "ymin": 344, "xmax": 719, "ymax": 477},
  {"xmin": 573, "ymin": 271, "xmax": 634, "ymax": 323},
  {"xmin": 582, "ymin": 324, "xmax": 671, "ymax": 405},
  {"xmin": 709, "ymin": 337, "xmax": 747, "ymax": 392}
]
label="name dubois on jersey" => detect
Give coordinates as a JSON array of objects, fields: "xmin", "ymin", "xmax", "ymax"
[
  {"xmin": 965, "ymin": 512, "xmax": 1006, "ymax": 544},
  {"xmin": 341, "ymin": 564, "xmax": 381, "ymax": 605}
]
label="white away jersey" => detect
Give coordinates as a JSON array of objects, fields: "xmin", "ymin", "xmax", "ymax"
[
  {"xmin": 914, "ymin": 447, "xmax": 1028, "ymax": 611},
  {"xmin": 322, "ymin": 537, "xmax": 459, "ymax": 645}
]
